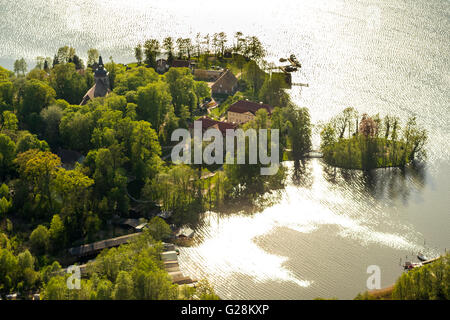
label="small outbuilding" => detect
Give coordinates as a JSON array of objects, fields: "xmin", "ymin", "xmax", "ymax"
[{"xmin": 176, "ymin": 227, "xmax": 195, "ymax": 239}]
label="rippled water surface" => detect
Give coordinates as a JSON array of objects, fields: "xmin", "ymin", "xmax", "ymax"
[{"xmin": 1, "ymin": 0, "xmax": 449, "ymax": 299}]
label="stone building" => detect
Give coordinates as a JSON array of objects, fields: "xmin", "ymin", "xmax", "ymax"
[{"xmin": 227, "ymin": 100, "xmax": 274, "ymax": 124}]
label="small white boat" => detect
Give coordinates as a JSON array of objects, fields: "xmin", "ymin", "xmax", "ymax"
[{"xmin": 417, "ymin": 253, "xmax": 428, "ymax": 262}]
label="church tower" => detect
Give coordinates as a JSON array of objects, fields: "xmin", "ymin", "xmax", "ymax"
[{"xmin": 80, "ymin": 56, "xmax": 111, "ymax": 105}]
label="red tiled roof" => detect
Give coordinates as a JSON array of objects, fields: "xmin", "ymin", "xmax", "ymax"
[
  {"xmin": 190, "ymin": 117, "xmax": 237, "ymax": 135},
  {"xmin": 228, "ymin": 100, "xmax": 274, "ymax": 115}
]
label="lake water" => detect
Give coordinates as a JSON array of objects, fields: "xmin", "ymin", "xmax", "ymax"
[{"xmin": 1, "ymin": 0, "xmax": 449, "ymax": 299}]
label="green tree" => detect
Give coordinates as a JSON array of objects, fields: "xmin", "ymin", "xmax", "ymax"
[
  {"xmin": 15, "ymin": 150, "xmax": 61, "ymax": 215},
  {"xmin": 195, "ymin": 280, "xmax": 220, "ymax": 300},
  {"xmin": 56, "ymin": 46, "xmax": 75, "ymax": 64},
  {"xmin": 87, "ymin": 48, "xmax": 100, "ymax": 66},
  {"xmin": 1, "ymin": 111, "xmax": 18, "ymax": 131},
  {"xmin": 285, "ymin": 106, "xmax": 312, "ymax": 159},
  {"xmin": 29, "ymin": 225, "xmax": 50, "ymax": 254},
  {"xmin": 163, "ymin": 37, "xmax": 174, "ymax": 64},
  {"xmin": 95, "ymin": 279, "xmax": 114, "ymax": 300},
  {"xmin": 258, "ymin": 76, "xmax": 289, "ymax": 108},
  {"xmin": 244, "ymin": 60, "xmax": 265, "ymax": 97},
  {"xmin": 60, "ymin": 111, "xmax": 94, "ymax": 152},
  {"xmin": 165, "ymin": 68, "xmax": 198, "ymax": 114},
  {"xmin": 147, "ymin": 216, "xmax": 171, "ymax": 241},
  {"xmin": 137, "ymin": 81, "xmax": 172, "ymax": 130},
  {"xmin": 49, "ymin": 214, "xmax": 65, "ymax": 250},
  {"xmin": 392, "ymin": 254, "xmax": 449, "ymax": 300},
  {"xmin": 134, "ymin": 44, "xmax": 143, "ymax": 65},
  {"xmin": 19, "ymin": 79, "xmax": 56, "ymax": 130},
  {"xmin": 113, "ymin": 66, "xmax": 158, "ymax": 95},
  {"xmin": 143, "ymin": 39, "xmax": 160, "ymax": 68},
  {"xmin": 131, "ymin": 121, "xmax": 162, "ymax": 180},
  {"xmin": 0, "ymin": 134, "xmax": 16, "ymax": 178},
  {"xmin": 15, "ymin": 132, "xmax": 49, "ymax": 154},
  {"xmin": 0, "ymin": 184, "xmax": 12, "ymax": 221},
  {"xmin": 40, "ymin": 105, "xmax": 63, "ymax": 147},
  {"xmin": 50, "ymin": 63, "xmax": 88, "ymax": 104},
  {"xmin": 194, "ymin": 81, "xmax": 211, "ymax": 103},
  {"xmin": 14, "ymin": 58, "xmax": 27, "ymax": 76},
  {"xmin": 17, "ymin": 249, "xmax": 39, "ymax": 292},
  {"xmin": 113, "ymin": 271, "xmax": 134, "ymax": 300},
  {"xmin": 244, "ymin": 36, "xmax": 265, "ymax": 61},
  {"xmin": 0, "ymin": 80, "xmax": 14, "ymax": 110},
  {"xmin": 42, "ymin": 276, "xmax": 68, "ymax": 300},
  {"xmin": 0, "ymin": 246, "xmax": 19, "ymax": 294},
  {"xmin": 53, "ymin": 168, "xmax": 94, "ymax": 238}
]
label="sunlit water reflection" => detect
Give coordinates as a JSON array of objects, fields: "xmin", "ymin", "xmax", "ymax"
[
  {"xmin": 179, "ymin": 160, "xmax": 447, "ymax": 299},
  {"xmin": 1, "ymin": 0, "xmax": 449, "ymax": 299}
]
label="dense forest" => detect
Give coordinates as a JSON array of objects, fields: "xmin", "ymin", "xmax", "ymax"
[{"xmin": 0, "ymin": 32, "xmax": 313, "ymax": 299}]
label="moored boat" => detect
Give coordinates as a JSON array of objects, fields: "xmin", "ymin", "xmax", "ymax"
[{"xmin": 417, "ymin": 253, "xmax": 428, "ymax": 261}]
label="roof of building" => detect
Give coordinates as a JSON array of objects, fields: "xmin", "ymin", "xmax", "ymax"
[
  {"xmin": 135, "ymin": 223, "xmax": 148, "ymax": 231},
  {"xmin": 228, "ymin": 100, "xmax": 274, "ymax": 115},
  {"xmin": 171, "ymin": 60, "xmax": 191, "ymax": 68},
  {"xmin": 211, "ymin": 69, "xmax": 237, "ymax": 91},
  {"xmin": 68, "ymin": 233, "xmax": 140, "ymax": 256},
  {"xmin": 176, "ymin": 227, "xmax": 195, "ymax": 238},
  {"xmin": 117, "ymin": 218, "xmax": 142, "ymax": 229},
  {"xmin": 80, "ymin": 81, "xmax": 111, "ymax": 105},
  {"xmin": 189, "ymin": 117, "xmax": 237, "ymax": 135},
  {"xmin": 194, "ymin": 69, "xmax": 223, "ymax": 81}
]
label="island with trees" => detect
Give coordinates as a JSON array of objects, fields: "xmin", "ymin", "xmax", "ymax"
[{"xmin": 320, "ymin": 107, "xmax": 427, "ymax": 170}]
